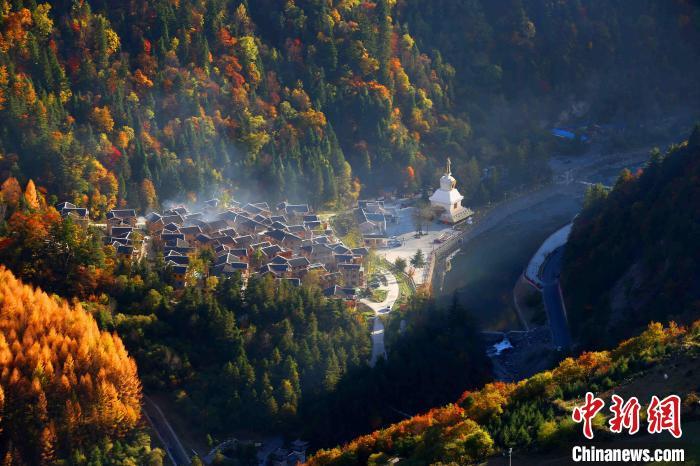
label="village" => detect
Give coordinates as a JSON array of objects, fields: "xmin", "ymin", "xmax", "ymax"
[
  {"xmin": 55, "ymin": 198, "xmax": 380, "ymax": 301},
  {"xmin": 53, "ymin": 159, "xmax": 471, "ymax": 309}
]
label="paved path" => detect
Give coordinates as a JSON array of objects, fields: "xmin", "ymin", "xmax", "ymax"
[
  {"xmin": 539, "ymin": 246, "xmax": 572, "ymax": 350},
  {"xmin": 369, "ymin": 318, "xmax": 387, "ymax": 366},
  {"xmin": 138, "ymin": 235, "xmax": 152, "ymax": 261},
  {"xmin": 360, "ymin": 270, "xmax": 399, "ymax": 366},
  {"xmin": 142, "ymin": 396, "xmax": 191, "ymax": 465}
]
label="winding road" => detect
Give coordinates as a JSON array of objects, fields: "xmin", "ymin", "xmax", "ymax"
[
  {"xmin": 360, "ymin": 270, "xmax": 399, "ymax": 366},
  {"xmin": 539, "ymin": 246, "xmax": 573, "ymax": 350},
  {"xmin": 142, "ymin": 396, "xmax": 191, "ymax": 465}
]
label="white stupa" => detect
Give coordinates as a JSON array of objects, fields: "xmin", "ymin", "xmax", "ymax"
[{"xmin": 429, "ymin": 158, "xmax": 472, "ymax": 224}]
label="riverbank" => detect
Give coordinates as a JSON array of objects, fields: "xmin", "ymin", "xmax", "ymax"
[
  {"xmin": 481, "ymin": 327, "xmax": 557, "ymax": 382},
  {"xmin": 524, "ymin": 223, "xmax": 573, "ymax": 288},
  {"xmin": 435, "ymin": 140, "xmax": 658, "ymax": 332},
  {"xmin": 431, "ymin": 182, "xmax": 581, "ymax": 290},
  {"xmin": 434, "ymin": 182, "xmax": 584, "ymax": 330}
]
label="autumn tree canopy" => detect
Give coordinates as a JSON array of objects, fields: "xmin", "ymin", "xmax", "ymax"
[
  {"xmin": 1, "ymin": 1, "xmax": 696, "ymax": 212},
  {"xmin": 307, "ymin": 321, "xmax": 699, "ymax": 465},
  {"xmin": 0, "ymin": 267, "xmax": 141, "ymax": 464}
]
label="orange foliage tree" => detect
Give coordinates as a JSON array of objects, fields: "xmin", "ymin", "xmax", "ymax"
[
  {"xmin": 140, "ymin": 179, "xmax": 158, "ymax": 211},
  {"xmin": 0, "ymin": 177, "xmax": 22, "ymax": 209},
  {"xmin": 0, "ymin": 205, "xmax": 111, "ymax": 298},
  {"xmin": 22, "ymin": 179, "xmax": 39, "ymax": 210},
  {"xmin": 0, "ymin": 267, "xmax": 141, "ymax": 463},
  {"xmin": 90, "ymin": 106, "xmax": 115, "ymax": 133}
]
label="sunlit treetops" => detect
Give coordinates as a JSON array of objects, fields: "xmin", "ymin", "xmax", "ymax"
[
  {"xmin": 0, "ymin": 0, "xmax": 462, "ymax": 213},
  {"xmin": 0, "ymin": 266, "xmax": 141, "ymax": 463},
  {"xmin": 307, "ymin": 321, "xmax": 697, "ymax": 465}
]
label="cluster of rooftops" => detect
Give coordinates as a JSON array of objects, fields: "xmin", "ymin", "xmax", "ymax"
[
  {"xmin": 356, "ymin": 199, "xmax": 398, "ymax": 243},
  {"xmin": 56, "ymin": 199, "xmax": 369, "ymax": 300}
]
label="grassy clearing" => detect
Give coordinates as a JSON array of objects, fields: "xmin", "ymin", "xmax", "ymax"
[
  {"xmin": 379, "ymin": 258, "xmax": 414, "ymax": 306},
  {"xmin": 369, "ymin": 289, "xmax": 388, "ymax": 303},
  {"xmin": 330, "ymin": 211, "xmax": 363, "ymax": 248},
  {"xmin": 357, "ymin": 302, "xmax": 376, "ymax": 321},
  {"xmin": 396, "ymin": 274, "xmax": 413, "ymax": 305}
]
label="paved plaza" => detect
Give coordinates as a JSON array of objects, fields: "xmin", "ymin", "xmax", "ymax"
[{"xmin": 378, "ymin": 202, "xmax": 462, "ymax": 285}]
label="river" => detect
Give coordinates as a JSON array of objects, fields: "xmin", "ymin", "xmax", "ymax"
[
  {"xmin": 440, "ymin": 143, "xmax": 654, "ymax": 333},
  {"xmin": 441, "ymin": 191, "xmax": 583, "ymax": 331}
]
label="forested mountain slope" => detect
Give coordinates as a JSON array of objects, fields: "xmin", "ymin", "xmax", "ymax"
[
  {"xmin": 301, "ymin": 297, "xmax": 492, "ymax": 448},
  {"xmin": 307, "ymin": 321, "xmax": 700, "ymax": 465},
  {"xmin": 112, "ymin": 273, "xmax": 372, "ymax": 434},
  {"xmin": 0, "ymin": 0, "xmax": 472, "ymax": 212},
  {"xmin": 0, "ymin": 1, "xmax": 699, "ymax": 213},
  {"xmin": 399, "ymin": 0, "xmax": 700, "ymax": 119},
  {"xmin": 562, "ymin": 126, "xmax": 700, "ymax": 347}
]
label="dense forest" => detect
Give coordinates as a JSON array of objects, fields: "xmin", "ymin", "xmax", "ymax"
[
  {"xmin": 108, "ymin": 270, "xmax": 372, "ymax": 434},
  {"xmin": 301, "ymin": 296, "xmax": 491, "ymax": 447},
  {"xmin": 0, "ymin": 181, "xmax": 373, "ymax": 435},
  {"xmin": 562, "ymin": 126, "xmax": 700, "ymax": 347},
  {"xmin": 399, "ymin": 1, "xmax": 700, "ymax": 118},
  {"xmin": 0, "ymin": 0, "xmax": 699, "ymax": 213},
  {"xmin": 0, "ymin": 177, "xmax": 110, "ymax": 298},
  {"xmin": 0, "ymin": 266, "xmax": 163, "ymax": 464},
  {"xmin": 307, "ymin": 320, "xmax": 700, "ymax": 465}
]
